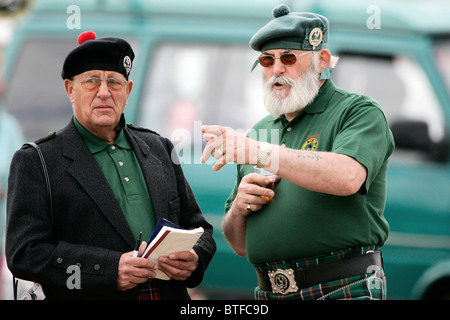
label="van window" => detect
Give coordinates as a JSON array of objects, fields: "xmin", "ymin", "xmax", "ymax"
[
  {"xmin": 4, "ymin": 39, "xmax": 74, "ymax": 138},
  {"xmin": 138, "ymin": 43, "xmax": 266, "ymax": 145},
  {"xmin": 435, "ymin": 39, "xmax": 450, "ymax": 93},
  {"xmin": 333, "ymin": 53, "xmax": 446, "ymax": 162}
]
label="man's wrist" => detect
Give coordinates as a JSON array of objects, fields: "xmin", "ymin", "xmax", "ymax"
[{"xmin": 257, "ymin": 142, "xmax": 272, "ymax": 168}]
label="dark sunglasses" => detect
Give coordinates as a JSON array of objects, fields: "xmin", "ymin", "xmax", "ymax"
[{"xmin": 258, "ymin": 51, "xmax": 312, "ymax": 67}]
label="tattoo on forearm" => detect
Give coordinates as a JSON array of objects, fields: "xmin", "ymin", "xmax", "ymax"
[{"xmin": 286, "ymin": 148, "xmax": 323, "ymax": 161}]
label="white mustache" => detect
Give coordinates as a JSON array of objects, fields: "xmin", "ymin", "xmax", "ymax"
[{"xmin": 266, "ymin": 75, "xmax": 296, "ymax": 88}]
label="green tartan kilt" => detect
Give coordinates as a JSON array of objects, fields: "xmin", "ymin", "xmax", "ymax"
[
  {"xmin": 255, "ymin": 273, "xmax": 387, "ymax": 300},
  {"xmin": 253, "ymin": 246, "xmax": 387, "ymax": 300}
]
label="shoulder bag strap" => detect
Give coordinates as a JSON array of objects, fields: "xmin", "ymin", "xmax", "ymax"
[
  {"xmin": 23, "ymin": 142, "xmax": 53, "ymax": 222},
  {"xmin": 13, "ymin": 142, "xmax": 53, "ymax": 300}
]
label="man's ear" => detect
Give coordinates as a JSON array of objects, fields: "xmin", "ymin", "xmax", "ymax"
[
  {"xmin": 64, "ymin": 79, "xmax": 75, "ymax": 103},
  {"xmin": 125, "ymin": 79, "xmax": 133, "ymax": 98},
  {"xmin": 318, "ymin": 49, "xmax": 331, "ymax": 71}
]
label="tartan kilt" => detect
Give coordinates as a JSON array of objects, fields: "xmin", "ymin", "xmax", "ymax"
[
  {"xmin": 254, "ymin": 246, "xmax": 387, "ymax": 300},
  {"xmin": 138, "ymin": 281, "xmax": 162, "ymax": 300}
]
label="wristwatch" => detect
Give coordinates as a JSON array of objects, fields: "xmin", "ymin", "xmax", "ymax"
[{"xmin": 257, "ymin": 142, "xmax": 272, "ymax": 168}]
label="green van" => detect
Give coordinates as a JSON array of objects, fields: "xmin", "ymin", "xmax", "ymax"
[{"xmin": 2, "ymin": 0, "xmax": 449, "ymax": 299}]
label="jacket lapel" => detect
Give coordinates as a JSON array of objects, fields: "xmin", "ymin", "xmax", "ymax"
[
  {"xmin": 61, "ymin": 122, "xmax": 135, "ymax": 248},
  {"xmin": 124, "ymin": 127, "xmax": 167, "ymax": 221}
]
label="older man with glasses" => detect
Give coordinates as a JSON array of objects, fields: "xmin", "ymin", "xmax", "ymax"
[
  {"xmin": 6, "ymin": 31, "xmax": 215, "ymax": 300},
  {"xmin": 202, "ymin": 4, "xmax": 394, "ymax": 300}
]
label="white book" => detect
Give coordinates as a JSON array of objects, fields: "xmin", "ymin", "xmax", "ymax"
[{"xmin": 141, "ymin": 219, "xmax": 204, "ymax": 280}]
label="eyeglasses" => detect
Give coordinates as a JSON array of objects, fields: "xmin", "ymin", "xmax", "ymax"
[
  {"xmin": 258, "ymin": 51, "xmax": 312, "ymax": 67},
  {"xmin": 72, "ymin": 77, "xmax": 127, "ymax": 91}
]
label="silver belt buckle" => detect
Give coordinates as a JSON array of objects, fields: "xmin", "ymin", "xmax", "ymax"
[{"xmin": 268, "ymin": 268, "xmax": 298, "ymax": 295}]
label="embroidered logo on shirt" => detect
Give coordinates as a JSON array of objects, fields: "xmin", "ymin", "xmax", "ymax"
[{"xmin": 301, "ymin": 134, "xmax": 319, "ymax": 151}]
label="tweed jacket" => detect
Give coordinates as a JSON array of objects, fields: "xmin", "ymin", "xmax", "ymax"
[{"xmin": 6, "ymin": 119, "xmax": 216, "ymax": 299}]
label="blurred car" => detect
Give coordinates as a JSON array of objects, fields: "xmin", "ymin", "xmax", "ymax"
[{"xmin": 2, "ymin": 0, "xmax": 449, "ymax": 299}]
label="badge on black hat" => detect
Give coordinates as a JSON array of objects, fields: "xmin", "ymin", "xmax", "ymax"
[{"xmin": 123, "ymin": 56, "xmax": 132, "ymax": 76}]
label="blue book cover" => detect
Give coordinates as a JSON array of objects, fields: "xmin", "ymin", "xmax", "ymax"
[{"xmin": 148, "ymin": 218, "xmax": 182, "ymax": 243}]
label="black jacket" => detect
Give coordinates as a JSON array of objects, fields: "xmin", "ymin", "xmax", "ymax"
[{"xmin": 6, "ymin": 119, "xmax": 216, "ymax": 299}]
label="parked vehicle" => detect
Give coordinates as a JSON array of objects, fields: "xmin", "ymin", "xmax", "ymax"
[{"xmin": 2, "ymin": 0, "xmax": 449, "ymax": 299}]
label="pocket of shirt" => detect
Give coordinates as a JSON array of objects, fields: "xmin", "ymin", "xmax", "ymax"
[{"xmin": 127, "ymin": 194, "xmax": 141, "ymax": 202}]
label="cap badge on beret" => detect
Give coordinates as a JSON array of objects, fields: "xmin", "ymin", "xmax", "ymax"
[
  {"xmin": 309, "ymin": 28, "xmax": 323, "ymax": 50},
  {"xmin": 123, "ymin": 56, "xmax": 132, "ymax": 76}
]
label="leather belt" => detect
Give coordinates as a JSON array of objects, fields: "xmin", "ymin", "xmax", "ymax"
[{"xmin": 255, "ymin": 251, "xmax": 384, "ymax": 295}]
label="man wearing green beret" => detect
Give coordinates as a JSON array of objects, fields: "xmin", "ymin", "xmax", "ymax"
[{"xmin": 202, "ymin": 4, "xmax": 394, "ymax": 300}]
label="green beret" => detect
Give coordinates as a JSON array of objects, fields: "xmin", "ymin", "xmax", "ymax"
[
  {"xmin": 250, "ymin": 4, "xmax": 329, "ymax": 52},
  {"xmin": 62, "ymin": 31, "xmax": 134, "ymax": 80}
]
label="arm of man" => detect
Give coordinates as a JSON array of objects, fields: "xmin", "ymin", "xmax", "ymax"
[
  {"xmin": 201, "ymin": 126, "xmax": 367, "ymax": 196},
  {"xmin": 222, "ymin": 173, "xmax": 274, "ymax": 257},
  {"xmin": 271, "ymin": 146, "xmax": 367, "ymax": 196}
]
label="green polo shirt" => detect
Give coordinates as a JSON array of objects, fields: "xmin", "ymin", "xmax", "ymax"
[
  {"xmin": 73, "ymin": 116, "xmax": 155, "ymax": 240},
  {"xmin": 225, "ymin": 80, "xmax": 395, "ymax": 264}
]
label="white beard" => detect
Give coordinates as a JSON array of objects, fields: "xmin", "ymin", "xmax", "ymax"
[{"xmin": 263, "ymin": 56, "xmax": 321, "ymax": 118}]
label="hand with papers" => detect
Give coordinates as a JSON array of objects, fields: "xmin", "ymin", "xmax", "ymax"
[
  {"xmin": 157, "ymin": 249, "xmax": 199, "ymax": 281},
  {"xmin": 117, "ymin": 241, "xmax": 159, "ymax": 291},
  {"xmin": 117, "ymin": 219, "xmax": 203, "ymax": 291},
  {"xmin": 141, "ymin": 218, "xmax": 204, "ymax": 280}
]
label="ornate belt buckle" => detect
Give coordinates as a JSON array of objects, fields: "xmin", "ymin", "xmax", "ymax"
[{"xmin": 268, "ymin": 268, "xmax": 298, "ymax": 295}]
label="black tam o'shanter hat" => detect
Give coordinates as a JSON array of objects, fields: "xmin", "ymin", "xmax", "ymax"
[{"xmin": 61, "ymin": 31, "xmax": 135, "ymax": 80}]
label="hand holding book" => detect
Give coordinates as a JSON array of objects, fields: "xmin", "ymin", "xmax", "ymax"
[
  {"xmin": 157, "ymin": 249, "xmax": 199, "ymax": 281},
  {"xmin": 141, "ymin": 218, "xmax": 204, "ymax": 280}
]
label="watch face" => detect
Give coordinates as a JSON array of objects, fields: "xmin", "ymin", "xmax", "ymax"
[
  {"xmin": 260, "ymin": 142, "xmax": 272, "ymax": 152},
  {"xmin": 258, "ymin": 142, "xmax": 272, "ymax": 168}
]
